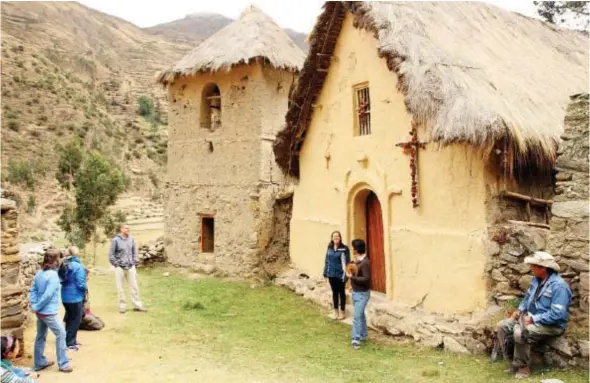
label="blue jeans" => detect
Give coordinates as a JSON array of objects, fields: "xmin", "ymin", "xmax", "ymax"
[
  {"xmin": 351, "ymin": 290, "xmax": 370, "ymax": 343},
  {"xmin": 34, "ymin": 314, "xmax": 70, "ymax": 370}
]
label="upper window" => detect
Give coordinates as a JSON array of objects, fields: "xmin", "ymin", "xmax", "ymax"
[
  {"xmin": 201, "ymin": 83, "xmax": 221, "ymax": 131},
  {"xmin": 353, "ymin": 83, "xmax": 371, "ymax": 136}
]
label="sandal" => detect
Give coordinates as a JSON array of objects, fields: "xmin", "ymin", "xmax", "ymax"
[{"xmin": 34, "ymin": 361, "xmax": 55, "ymax": 372}]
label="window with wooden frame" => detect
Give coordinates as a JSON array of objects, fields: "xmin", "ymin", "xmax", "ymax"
[
  {"xmin": 200, "ymin": 83, "xmax": 221, "ymax": 131},
  {"xmin": 200, "ymin": 216, "xmax": 215, "ymax": 253},
  {"xmin": 353, "ymin": 83, "xmax": 371, "ymax": 136}
]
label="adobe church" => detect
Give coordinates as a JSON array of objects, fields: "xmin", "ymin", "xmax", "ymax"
[
  {"xmin": 273, "ymin": 1, "xmax": 587, "ymax": 314},
  {"xmin": 158, "ymin": 6, "xmax": 304, "ymax": 275}
]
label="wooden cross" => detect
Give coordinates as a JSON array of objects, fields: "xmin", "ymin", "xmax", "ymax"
[{"xmin": 396, "ymin": 125, "xmax": 427, "ymax": 208}]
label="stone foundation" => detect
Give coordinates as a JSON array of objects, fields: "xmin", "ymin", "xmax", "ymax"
[{"xmin": 275, "ymin": 267, "xmax": 587, "ymax": 367}]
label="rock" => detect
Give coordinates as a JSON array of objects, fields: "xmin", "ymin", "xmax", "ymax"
[
  {"xmin": 568, "ymin": 260, "xmax": 590, "ymax": 272},
  {"xmin": 422, "ymin": 333, "xmax": 443, "ymax": 348},
  {"xmin": 495, "ymin": 282, "xmax": 520, "ymax": 295},
  {"xmin": 509, "ymin": 262, "xmax": 531, "ymax": 274},
  {"xmin": 201, "ymin": 264, "xmax": 216, "ymax": 275},
  {"xmin": 578, "ymin": 340, "xmax": 589, "ymax": 359},
  {"xmin": 464, "ymin": 337, "xmax": 487, "ymax": 354},
  {"xmin": 518, "ymin": 275, "xmax": 534, "ymax": 291},
  {"xmin": 552, "ymin": 201, "xmax": 589, "ymax": 219},
  {"xmin": 500, "ymin": 253, "xmax": 520, "ymax": 264},
  {"xmin": 547, "ymin": 336, "xmax": 573, "ymax": 357},
  {"xmin": 443, "ymin": 336, "xmax": 470, "ymax": 354},
  {"xmin": 541, "ymin": 380, "xmax": 565, "ymax": 383},
  {"xmin": 486, "ymin": 241, "xmax": 500, "ymax": 257},
  {"xmin": 506, "ymin": 245, "xmax": 525, "ymax": 257},
  {"xmin": 491, "ymin": 269, "xmax": 507, "ymax": 282},
  {"xmin": 163, "ymin": 272, "xmax": 170, "ymax": 277}
]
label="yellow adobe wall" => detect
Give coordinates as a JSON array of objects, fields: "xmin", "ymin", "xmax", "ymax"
[{"xmin": 290, "ymin": 12, "xmax": 489, "ymax": 314}]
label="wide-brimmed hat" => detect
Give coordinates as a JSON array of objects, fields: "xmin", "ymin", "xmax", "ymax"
[{"xmin": 524, "ymin": 251, "xmax": 560, "ymax": 271}]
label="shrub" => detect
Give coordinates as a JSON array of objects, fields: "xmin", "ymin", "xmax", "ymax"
[
  {"xmin": 26, "ymin": 195, "xmax": 36, "ymax": 214},
  {"xmin": 7, "ymin": 119, "xmax": 20, "ymax": 132},
  {"xmin": 37, "ymin": 115, "xmax": 48, "ymax": 123},
  {"xmin": 6, "ymin": 161, "xmax": 38, "ymax": 189},
  {"xmin": 137, "ymin": 96, "xmax": 154, "ymax": 117},
  {"xmin": 132, "ymin": 150, "xmax": 141, "ymax": 159}
]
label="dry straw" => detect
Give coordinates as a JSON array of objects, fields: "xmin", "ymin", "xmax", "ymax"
[
  {"xmin": 158, "ymin": 5, "xmax": 305, "ymax": 85},
  {"xmin": 274, "ymin": 2, "xmax": 589, "ymax": 177}
]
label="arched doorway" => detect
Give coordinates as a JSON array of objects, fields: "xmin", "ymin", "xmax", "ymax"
[{"xmin": 350, "ymin": 188, "xmax": 386, "ymax": 293}]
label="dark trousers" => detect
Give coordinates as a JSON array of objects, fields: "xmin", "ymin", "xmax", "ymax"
[
  {"xmin": 328, "ymin": 277, "xmax": 346, "ymax": 311},
  {"xmin": 63, "ymin": 302, "xmax": 83, "ymax": 347}
]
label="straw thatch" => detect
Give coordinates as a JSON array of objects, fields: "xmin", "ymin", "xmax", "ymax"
[
  {"xmin": 273, "ymin": 1, "xmax": 589, "ymax": 178},
  {"xmin": 158, "ymin": 5, "xmax": 305, "ymax": 85}
]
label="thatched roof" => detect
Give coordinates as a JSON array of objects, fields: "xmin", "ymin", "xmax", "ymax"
[
  {"xmin": 158, "ymin": 5, "xmax": 305, "ymax": 85},
  {"xmin": 273, "ymin": 2, "xmax": 589, "ymax": 178}
]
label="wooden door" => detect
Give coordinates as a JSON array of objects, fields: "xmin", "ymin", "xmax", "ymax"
[{"xmin": 366, "ymin": 191, "xmax": 386, "ymax": 293}]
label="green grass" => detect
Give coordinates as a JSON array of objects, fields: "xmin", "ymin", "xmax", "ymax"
[{"xmin": 92, "ymin": 270, "xmax": 589, "ymax": 383}]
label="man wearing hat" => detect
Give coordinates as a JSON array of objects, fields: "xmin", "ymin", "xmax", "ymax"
[{"xmin": 495, "ymin": 251, "xmax": 572, "ymax": 379}]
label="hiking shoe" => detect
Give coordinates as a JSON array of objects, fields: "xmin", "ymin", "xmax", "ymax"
[
  {"xmin": 59, "ymin": 366, "xmax": 73, "ymax": 373},
  {"xmin": 514, "ymin": 367, "xmax": 531, "ymax": 379},
  {"xmin": 34, "ymin": 361, "xmax": 55, "ymax": 372},
  {"xmin": 504, "ymin": 366, "xmax": 518, "ymax": 374},
  {"xmin": 133, "ymin": 307, "xmax": 148, "ymax": 312}
]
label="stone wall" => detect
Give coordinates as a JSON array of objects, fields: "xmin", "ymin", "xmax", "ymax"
[
  {"xmin": 548, "ymin": 93, "xmax": 589, "ymax": 313},
  {"xmin": 1, "ymin": 198, "xmax": 25, "ymax": 344},
  {"xmin": 137, "ymin": 239, "xmax": 166, "ymax": 266}
]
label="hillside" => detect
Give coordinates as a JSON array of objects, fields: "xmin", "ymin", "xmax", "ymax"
[
  {"xmin": 1, "ymin": 1, "xmax": 192, "ymax": 239},
  {"xmin": 0, "ymin": 2, "xmax": 308, "ymax": 241},
  {"xmin": 146, "ymin": 12, "xmax": 309, "ymax": 51}
]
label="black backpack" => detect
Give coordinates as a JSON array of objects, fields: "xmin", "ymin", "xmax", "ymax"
[{"xmin": 58, "ymin": 257, "xmax": 71, "ymax": 284}]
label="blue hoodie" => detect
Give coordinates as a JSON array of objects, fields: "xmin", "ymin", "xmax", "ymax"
[
  {"xmin": 60, "ymin": 256, "xmax": 87, "ymax": 304},
  {"xmin": 30, "ymin": 269, "xmax": 61, "ymax": 315}
]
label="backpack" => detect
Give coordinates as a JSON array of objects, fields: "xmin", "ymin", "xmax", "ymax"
[{"xmin": 58, "ymin": 257, "xmax": 72, "ymax": 284}]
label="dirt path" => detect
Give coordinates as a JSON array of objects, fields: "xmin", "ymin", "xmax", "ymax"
[{"xmin": 20, "ymin": 275, "xmax": 288, "ymax": 383}]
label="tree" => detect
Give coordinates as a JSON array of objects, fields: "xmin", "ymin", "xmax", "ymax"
[
  {"xmin": 56, "ymin": 144, "xmax": 127, "ymax": 264},
  {"xmin": 55, "ymin": 138, "xmax": 84, "ymax": 190},
  {"xmin": 137, "ymin": 96, "xmax": 155, "ymax": 117},
  {"xmin": 534, "ymin": 1, "xmax": 589, "ymax": 30},
  {"xmin": 101, "ymin": 210, "xmax": 127, "ymax": 239}
]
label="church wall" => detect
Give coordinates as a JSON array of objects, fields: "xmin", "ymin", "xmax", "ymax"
[{"xmin": 289, "ymin": 12, "xmax": 489, "ymax": 314}]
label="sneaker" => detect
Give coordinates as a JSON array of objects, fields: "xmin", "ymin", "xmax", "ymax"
[
  {"xmin": 59, "ymin": 366, "xmax": 73, "ymax": 373},
  {"xmin": 133, "ymin": 307, "xmax": 148, "ymax": 312},
  {"xmin": 352, "ymin": 342, "xmax": 360, "ymax": 350},
  {"xmin": 119, "ymin": 308, "xmax": 127, "ymax": 314},
  {"xmin": 34, "ymin": 361, "xmax": 55, "ymax": 372},
  {"xmin": 67, "ymin": 345, "xmax": 79, "ymax": 352}
]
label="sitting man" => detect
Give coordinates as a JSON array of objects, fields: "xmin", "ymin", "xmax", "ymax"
[{"xmin": 496, "ymin": 251, "xmax": 571, "ymax": 379}]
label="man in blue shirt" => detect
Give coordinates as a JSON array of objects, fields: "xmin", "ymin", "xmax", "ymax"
[{"xmin": 496, "ymin": 251, "xmax": 572, "ymax": 379}]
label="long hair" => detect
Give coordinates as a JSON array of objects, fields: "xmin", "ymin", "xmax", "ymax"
[
  {"xmin": 327, "ymin": 230, "xmax": 343, "ymax": 249},
  {"xmin": 42, "ymin": 249, "xmax": 61, "ymax": 271}
]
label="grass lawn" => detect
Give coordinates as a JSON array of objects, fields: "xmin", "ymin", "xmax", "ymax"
[{"xmin": 79, "ymin": 268, "xmax": 588, "ymax": 383}]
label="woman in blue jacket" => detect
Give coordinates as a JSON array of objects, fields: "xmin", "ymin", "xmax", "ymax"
[
  {"xmin": 30, "ymin": 249, "xmax": 72, "ymax": 373},
  {"xmin": 59, "ymin": 247, "xmax": 87, "ymax": 351},
  {"xmin": 323, "ymin": 231, "xmax": 350, "ymax": 320}
]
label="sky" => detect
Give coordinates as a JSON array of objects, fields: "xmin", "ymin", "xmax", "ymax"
[{"xmin": 71, "ymin": 0, "xmax": 542, "ymax": 33}]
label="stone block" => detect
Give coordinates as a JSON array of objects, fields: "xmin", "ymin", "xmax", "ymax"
[
  {"xmin": 500, "ymin": 253, "xmax": 520, "ymax": 264},
  {"xmin": 0, "ymin": 314, "xmax": 24, "ymax": 329},
  {"xmin": 568, "ymin": 260, "xmax": 590, "ymax": 272},
  {"xmin": 552, "ymin": 201, "xmax": 589, "ymax": 219},
  {"xmin": 578, "ymin": 340, "xmax": 589, "ymax": 359},
  {"xmin": 443, "ymin": 336, "xmax": 470, "ymax": 354},
  {"xmin": 519, "ymin": 275, "xmax": 534, "ymax": 291},
  {"xmin": 491, "ymin": 269, "xmax": 507, "ymax": 282}
]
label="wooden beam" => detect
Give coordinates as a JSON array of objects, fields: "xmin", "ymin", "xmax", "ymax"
[
  {"xmin": 507, "ymin": 220, "xmax": 551, "ymax": 229},
  {"xmin": 500, "ymin": 190, "xmax": 553, "ymax": 206}
]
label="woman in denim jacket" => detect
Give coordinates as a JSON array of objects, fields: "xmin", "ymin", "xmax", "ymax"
[{"xmin": 323, "ymin": 231, "xmax": 350, "ymax": 320}]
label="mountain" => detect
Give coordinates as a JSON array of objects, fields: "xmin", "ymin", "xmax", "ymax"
[
  {"xmin": 0, "ymin": 2, "xmax": 308, "ymax": 241},
  {"xmin": 1, "ymin": 1, "xmax": 192, "ymax": 239},
  {"xmin": 145, "ymin": 12, "xmax": 309, "ymax": 52}
]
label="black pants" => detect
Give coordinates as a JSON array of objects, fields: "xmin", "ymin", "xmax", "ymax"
[
  {"xmin": 63, "ymin": 302, "xmax": 84, "ymax": 347},
  {"xmin": 328, "ymin": 277, "xmax": 346, "ymax": 311}
]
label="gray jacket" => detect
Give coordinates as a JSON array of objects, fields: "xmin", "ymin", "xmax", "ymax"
[{"xmin": 108, "ymin": 234, "xmax": 137, "ymax": 269}]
